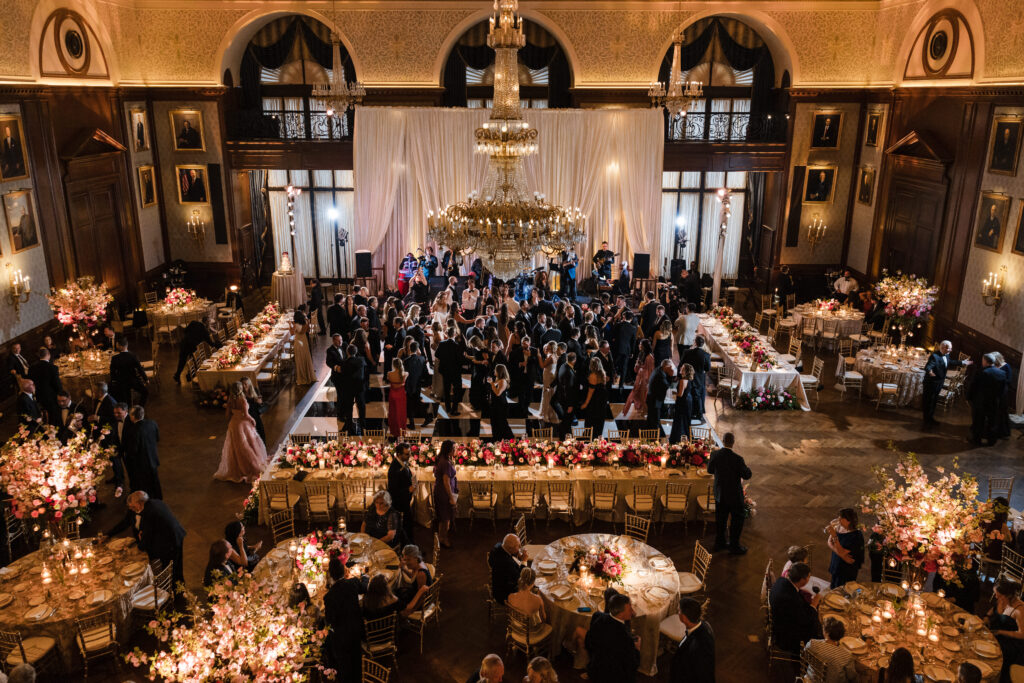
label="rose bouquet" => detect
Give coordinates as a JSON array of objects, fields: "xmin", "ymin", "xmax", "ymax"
[
  {"xmin": 47, "ymin": 276, "xmax": 112, "ymax": 334},
  {"xmin": 710, "ymin": 305, "xmax": 735, "ymax": 323},
  {"xmin": 874, "ymin": 270, "xmax": 938, "ymax": 345},
  {"xmin": 816, "ymin": 298, "xmax": 840, "ymax": 312},
  {"xmin": 572, "ymin": 544, "xmax": 626, "ymax": 585},
  {"xmin": 294, "ymin": 528, "xmax": 350, "ymax": 584},
  {"xmin": 164, "ymin": 288, "xmax": 197, "ymax": 308},
  {"xmin": 749, "ymin": 344, "xmax": 778, "ymax": 371}
]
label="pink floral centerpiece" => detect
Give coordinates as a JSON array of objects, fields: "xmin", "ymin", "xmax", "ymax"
[
  {"xmin": 748, "ymin": 343, "xmax": 778, "ymax": 371},
  {"xmin": 46, "ymin": 276, "xmax": 112, "ymax": 335},
  {"xmin": 816, "ymin": 298, "xmax": 840, "ymax": 312},
  {"xmin": 572, "ymin": 544, "xmax": 626, "ymax": 585},
  {"xmin": 736, "ymin": 385, "xmax": 797, "ymax": 410},
  {"xmin": 874, "ymin": 270, "xmax": 939, "ymax": 346},
  {"xmin": 294, "ymin": 528, "xmax": 350, "ymax": 584},
  {"xmin": 213, "ymin": 302, "xmax": 283, "ymax": 369},
  {"xmin": 164, "ymin": 287, "xmax": 197, "ymax": 308},
  {"xmin": 861, "ymin": 453, "xmax": 993, "ymax": 583},
  {"xmin": 710, "ymin": 305, "xmax": 735, "ymax": 323}
]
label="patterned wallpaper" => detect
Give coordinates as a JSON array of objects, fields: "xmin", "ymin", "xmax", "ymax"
[
  {"xmin": 151, "ymin": 100, "xmax": 230, "ymax": 264},
  {"xmin": 0, "ymin": 104, "xmax": 53, "ymax": 341},
  {"xmin": 956, "ymin": 105, "xmax": 1024, "ymax": 351},
  {"xmin": 123, "ymin": 101, "xmax": 164, "ymax": 272},
  {"xmin": 782, "ymin": 101, "xmax": 862, "ymax": 266},
  {"xmin": 2, "ymin": 1, "xmax": 1024, "ymax": 87},
  {"xmin": 847, "ymin": 104, "xmax": 889, "ymax": 274}
]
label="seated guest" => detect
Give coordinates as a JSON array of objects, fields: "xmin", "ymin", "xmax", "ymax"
[
  {"xmin": 466, "ymin": 653, "xmax": 505, "ymax": 683},
  {"xmin": 883, "ymin": 647, "xmax": 917, "ymax": 683},
  {"xmin": 8, "ymin": 664, "xmax": 34, "ymax": 683},
  {"xmin": 988, "ymin": 578, "xmax": 1024, "ymax": 680},
  {"xmin": 361, "ymin": 490, "xmax": 403, "ymax": 548},
  {"xmin": 489, "ymin": 533, "xmax": 527, "ymax": 605},
  {"xmin": 507, "ymin": 566, "xmax": 546, "ymax": 624},
  {"xmin": 224, "ymin": 520, "xmax": 262, "ymax": 571},
  {"xmin": 289, "ymin": 582, "xmax": 321, "ymax": 623},
  {"xmin": 803, "ymin": 617, "xmax": 857, "ymax": 683},
  {"xmin": 525, "ymin": 657, "xmax": 558, "ymax": 683},
  {"xmin": 826, "ymin": 508, "xmax": 864, "ymax": 589},
  {"xmin": 396, "ymin": 544, "xmax": 433, "ymax": 616},
  {"xmin": 323, "ymin": 558, "xmax": 362, "ymax": 682},
  {"xmin": 781, "ymin": 546, "xmax": 829, "ymax": 600},
  {"xmin": 956, "ymin": 662, "xmax": 981, "ymax": 683},
  {"xmin": 934, "ymin": 558, "xmax": 981, "ymax": 614},
  {"xmin": 204, "ymin": 539, "xmax": 236, "ymax": 587},
  {"xmin": 362, "ymin": 574, "xmax": 400, "ymax": 620},
  {"xmin": 585, "ymin": 593, "xmax": 641, "ymax": 683},
  {"xmin": 670, "ymin": 597, "xmax": 715, "ymax": 683},
  {"xmin": 769, "ymin": 562, "xmax": 822, "ymax": 654}
]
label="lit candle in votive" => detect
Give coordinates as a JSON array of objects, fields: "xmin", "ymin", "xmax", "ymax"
[
  {"xmin": 547, "ymin": 457, "xmax": 554, "ymax": 470},
  {"xmin": 937, "ymin": 589, "xmax": 945, "ymax": 599},
  {"xmin": 911, "ymin": 581, "xmax": 921, "ymax": 592},
  {"xmin": 80, "ymin": 564, "xmax": 89, "ymax": 575},
  {"xmin": 872, "ymin": 609, "xmax": 882, "ymax": 623},
  {"xmin": 928, "ymin": 628, "xmax": 939, "ymax": 643},
  {"xmin": 660, "ymin": 455, "xmax": 667, "ymax": 468},
  {"xmin": 901, "ymin": 580, "xmax": 909, "ymax": 591}
]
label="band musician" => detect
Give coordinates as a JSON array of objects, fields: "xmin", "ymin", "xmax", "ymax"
[{"xmin": 593, "ymin": 241, "xmax": 616, "ymax": 280}]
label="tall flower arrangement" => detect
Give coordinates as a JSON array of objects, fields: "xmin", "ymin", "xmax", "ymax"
[
  {"xmin": 861, "ymin": 453, "xmax": 992, "ymax": 582},
  {"xmin": 46, "ymin": 276, "xmax": 112, "ymax": 335},
  {"xmin": 0, "ymin": 424, "xmax": 110, "ymax": 523},
  {"xmin": 128, "ymin": 572, "xmax": 331, "ymax": 682},
  {"xmin": 874, "ymin": 270, "xmax": 938, "ymax": 345}
]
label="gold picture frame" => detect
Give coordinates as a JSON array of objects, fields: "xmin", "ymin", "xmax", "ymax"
[
  {"xmin": 1011, "ymin": 199, "xmax": 1024, "ymax": 256},
  {"xmin": 865, "ymin": 111, "xmax": 883, "ymax": 147},
  {"xmin": 175, "ymin": 164, "xmax": 209, "ymax": 205},
  {"xmin": 810, "ymin": 111, "xmax": 843, "ymax": 149},
  {"xmin": 3, "ymin": 190, "xmax": 39, "ymax": 253},
  {"xmin": 987, "ymin": 115, "xmax": 1022, "ymax": 176},
  {"xmin": 973, "ymin": 191, "xmax": 1010, "ymax": 253},
  {"xmin": 0, "ymin": 114, "xmax": 30, "ymax": 182},
  {"xmin": 857, "ymin": 166, "xmax": 876, "ymax": 206},
  {"xmin": 129, "ymin": 107, "xmax": 149, "ymax": 153},
  {"xmin": 168, "ymin": 108, "xmax": 205, "ymax": 152},
  {"xmin": 803, "ymin": 166, "xmax": 837, "ymax": 204},
  {"xmin": 138, "ymin": 165, "xmax": 157, "ymax": 208}
]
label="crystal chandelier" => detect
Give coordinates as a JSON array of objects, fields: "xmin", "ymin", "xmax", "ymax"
[
  {"xmin": 427, "ymin": 0, "xmax": 585, "ymax": 281},
  {"xmin": 312, "ymin": 5, "xmax": 365, "ymax": 117},
  {"xmin": 648, "ymin": 33, "xmax": 704, "ymax": 119}
]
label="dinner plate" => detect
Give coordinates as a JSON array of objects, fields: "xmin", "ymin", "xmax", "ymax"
[
  {"xmin": 121, "ymin": 561, "xmax": 147, "ymax": 577},
  {"xmin": 922, "ymin": 592, "xmax": 944, "ymax": 608},
  {"xmin": 67, "ymin": 589, "xmax": 86, "ymax": 601},
  {"xmin": 267, "ymin": 548, "xmax": 289, "ymax": 561},
  {"xmin": 536, "ymin": 560, "xmax": 558, "ymax": 574},
  {"xmin": 843, "ymin": 581, "xmax": 864, "ymax": 595},
  {"xmin": 0, "ymin": 593, "xmax": 11, "ymax": 609},
  {"xmin": 649, "ymin": 556, "xmax": 671, "ymax": 570},
  {"xmin": 923, "ymin": 664, "xmax": 953, "ymax": 682},
  {"xmin": 24, "ymin": 604, "xmax": 51, "ymax": 621},
  {"xmin": 472, "ymin": 470, "xmax": 490, "ymax": 479},
  {"xmin": 11, "ymin": 582, "xmax": 29, "ymax": 593},
  {"xmin": 857, "ymin": 603, "xmax": 875, "ymax": 615},
  {"xmin": 308, "ymin": 470, "xmax": 333, "ymax": 480},
  {"xmin": 99, "ymin": 571, "xmax": 115, "ymax": 581},
  {"xmin": 271, "ymin": 470, "xmax": 293, "ymax": 480},
  {"xmin": 549, "ymin": 585, "xmax": 573, "ymax": 601},
  {"xmin": 27, "ymin": 595, "xmax": 45, "ymax": 607},
  {"xmin": 108, "ymin": 537, "xmax": 135, "ymax": 551},
  {"xmin": 840, "ymin": 636, "xmax": 867, "ymax": 653},
  {"xmin": 0, "ymin": 567, "xmax": 18, "ymax": 579},
  {"xmin": 96, "ymin": 556, "xmax": 113, "ymax": 566},
  {"xmin": 940, "ymin": 625, "xmax": 959, "ymax": 638},
  {"xmin": 971, "ymin": 639, "xmax": 1000, "ymax": 658},
  {"xmin": 942, "ymin": 640, "xmax": 960, "ymax": 652},
  {"xmin": 88, "ymin": 590, "xmax": 112, "ymax": 606},
  {"xmin": 514, "ymin": 470, "xmax": 531, "ymax": 480},
  {"xmin": 879, "ymin": 582, "xmax": 905, "ymax": 598}
]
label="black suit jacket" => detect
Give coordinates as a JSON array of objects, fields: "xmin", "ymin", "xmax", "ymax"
[
  {"xmin": 404, "ymin": 354, "xmax": 425, "ymax": 393},
  {"xmin": 556, "ymin": 363, "xmax": 579, "ymax": 411},
  {"xmin": 611, "ymin": 321, "xmax": 637, "ymax": 356},
  {"xmin": 16, "ymin": 392, "xmax": 41, "ymax": 425},
  {"xmin": 436, "ymin": 339, "xmax": 464, "ymax": 378},
  {"xmin": 585, "ymin": 612, "xmax": 641, "ymax": 683},
  {"xmin": 27, "ymin": 360, "xmax": 62, "ymax": 412},
  {"xmin": 325, "ymin": 344, "xmax": 345, "ymax": 388},
  {"xmin": 182, "ymin": 321, "xmax": 215, "ymax": 351},
  {"xmin": 339, "ymin": 356, "xmax": 366, "ymax": 392},
  {"xmin": 7, "ymin": 353, "xmax": 29, "ymax": 379},
  {"xmin": 109, "ymin": 499, "xmax": 185, "ymax": 562},
  {"xmin": 706, "ymin": 447, "xmax": 751, "ymax": 507},
  {"xmin": 324, "ymin": 577, "xmax": 364, "ymax": 654},
  {"xmin": 387, "ymin": 458, "xmax": 414, "ymax": 513},
  {"xmin": 768, "ymin": 577, "xmax": 822, "ymax": 653},
  {"xmin": 648, "ymin": 368, "xmax": 671, "ymax": 403},
  {"xmin": 969, "ymin": 365, "xmax": 1007, "ymax": 410},
  {"xmin": 540, "ymin": 328, "xmax": 562, "ymax": 347},
  {"xmin": 670, "ymin": 621, "xmax": 715, "ymax": 683},
  {"xmin": 488, "ymin": 543, "xmax": 523, "ymax": 605},
  {"xmin": 681, "ymin": 347, "xmax": 711, "ymax": 389},
  {"xmin": 923, "ymin": 351, "xmax": 966, "ymax": 388},
  {"xmin": 326, "ymin": 304, "xmax": 346, "ymax": 337},
  {"xmin": 110, "ymin": 351, "xmax": 146, "ymax": 388}
]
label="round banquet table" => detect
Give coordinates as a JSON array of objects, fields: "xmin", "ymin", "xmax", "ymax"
[
  {"xmin": 0, "ymin": 537, "xmax": 152, "ymax": 670},
  {"xmin": 533, "ymin": 533, "xmax": 679, "ymax": 677},
  {"xmin": 55, "ymin": 350, "xmax": 113, "ymax": 396},
  {"xmin": 854, "ymin": 348, "xmax": 927, "ymax": 406},
  {"xmin": 271, "ymin": 269, "xmax": 306, "ymax": 311},
  {"xmin": 816, "ymin": 581, "xmax": 1003, "ymax": 682},
  {"xmin": 791, "ymin": 306, "xmax": 864, "ymax": 337},
  {"xmin": 254, "ymin": 533, "xmax": 401, "ymax": 600},
  {"xmin": 148, "ymin": 299, "xmax": 216, "ymax": 328}
]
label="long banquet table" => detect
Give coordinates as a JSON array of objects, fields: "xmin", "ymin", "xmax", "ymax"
[
  {"xmin": 148, "ymin": 298, "xmax": 217, "ymax": 329},
  {"xmin": 698, "ymin": 314, "xmax": 811, "ymax": 410},
  {"xmin": 196, "ymin": 316, "xmax": 293, "ymax": 391}
]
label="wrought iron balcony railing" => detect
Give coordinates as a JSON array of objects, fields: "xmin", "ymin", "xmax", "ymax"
[
  {"xmin": 228, "ymin": 110, "xmax": 352, "ymax": 142},
  {"xmin": 665, "ymin": 111, "xmax": 786, "ymax": 144}
]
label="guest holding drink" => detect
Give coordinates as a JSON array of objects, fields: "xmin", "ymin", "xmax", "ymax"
[{"xmin": 826, "ymin": 508, "xmax": 864, "ymax": 589}]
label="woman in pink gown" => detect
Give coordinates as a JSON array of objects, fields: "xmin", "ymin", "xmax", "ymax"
[
  {"xmin": 215, "ymin": 382, "xmax": 268, "ymax": 483},
  {"xmin": 621, "ymin": 339, "xmax": 654, "ymax": 419},
  {"xmin": 387, "ymin": 359, "xmax": 407, "ymax": 438}
]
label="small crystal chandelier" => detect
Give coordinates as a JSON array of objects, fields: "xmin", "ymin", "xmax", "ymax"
[
  {"xmin": 312, "ymin": 2, "xmax": 365, "ymax": 117},
  {"xmin": 649, "ymin": 32, "xmax": 704, "ymax": 119}
]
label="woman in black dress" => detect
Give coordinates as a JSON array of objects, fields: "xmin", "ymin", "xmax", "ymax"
[
  {"xmin": 580, "ymin": 357, "xmax": 608, "ymax": 440},
  {"xmin": 488, "ymin": 364, "xmax": 514, "ymax": 441},
  {"xmin": 669, "ymin": 363, "xmax": 694, "ymax": 444},
  {"xmin": 653, "ymin": 319, "xmax": 673, "ymax": 366},
  {"xmin": 468, "ymin": 337, "xmax": 491, "ymax": 413},
  {"xmin": 361, "ymin": 490, "xmax": 403, "ymax": 548}
]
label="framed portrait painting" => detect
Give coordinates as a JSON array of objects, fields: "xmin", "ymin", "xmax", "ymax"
[
  {"xmin": 138, "ymin": 165, "xmax": 157, "ymax": 207},
  {"xmin": 974, "ymin": 191, "xmax": 1010, "ymax": 253},
  {"xmin": 0, "ymin": 114, "xmax": 30, "ymax": 182},
  {"xmin": 168, "ymin": 108, "xmax": 205, "ymax": 152},
  {"xmin": 857, "ymin": 167, "xmax": 876, "ymax": 205},
  {"xmin": 1013, "ymin": 200, "xmax": 1024, "ymax": 256},
  {"xmin": 987, "ymin": 116, "xmax": 1022, "ymax": 176},
  {"xmin": 3, "ymin": 190, "xmax": 38, "ymax": 253},
  {"xmin": 130, "ymin": 108, "xmax": 149, "ymax": 153},
  {"xmin": 810, "ymin": 112, "xmax": 842, "ymax": 149},
  {"xmin": 176, "ymin": 164, "xmax": 208, "ymax": 204},
  {"xmin": 865, "ymin": 111, "xmax": 883, "ymax": 147},
  {"xmin": 803, "ymin": 166, "xmax": 837, "ymax": 204}
]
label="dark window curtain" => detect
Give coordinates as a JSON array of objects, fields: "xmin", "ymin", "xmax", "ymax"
[
  {"xmin": 297, "ymin": 19, "xmax": 356, "ymax": 82},
  {"xmin": 746, "ymin": 172, "xmax": 766, "ymax": 267},
  {"xmin": 240, "ymin": 18, "xmax": 301, "ymax": 108},
  {"xmin": 442, "ymin": 44, "xmax": 491, "ymax": 108},
  {"xmin": 714, "ymin": 20, "xmax": 775, "ymax": 121},
  {"xmin": 547, "ymin": 51, "xmax": 571, "ymax": 108},
  {"xmin": 240, "ymin": 51, "xmax": 263, "ymax": 110}
]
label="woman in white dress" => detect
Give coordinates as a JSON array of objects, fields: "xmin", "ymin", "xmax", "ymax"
[
  {"xmin": 292, "ymin": 305, "xmax": 317, "ymax": 385},
  {"xmin": 538, "ymin": 341, "xmax": 559, "ymax": 425},
  {"xmin": 430, "ymin": 290, "xmax": 450, "ymax": 327}
]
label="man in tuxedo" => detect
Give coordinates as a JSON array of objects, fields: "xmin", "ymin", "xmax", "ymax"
[
  {"xmin": 338, "ymin": 343, "xmax": 367, "ymax": 436},
  {"xmin": 15, "ymin": 379, "xmax": 41, "ymax": 428},
  {"xmin": 96, "ymin": 326, "xmax": 119, "ymax": 352},
  {"xmin": 508, "ymin": 335, "xmax": 538, "ymax": 417},
  {"xmin": 670, "ymin": 597, "xmax": 715, "ymax": 683},
  {"xmin": 53, "ymin": 391, "xmax": 83, "ymax": 440},
  {"xmin": 403, "ymin": 342, "xmax": 427, "ymax": 429},
  {"xmin": 326, "ymin": 294, "xmax": 347, "ymax": 337},
  {"xmin": 969, "ymin": 353, "xmax": 1008, "ymax": 447},
  {"xmin": 387, "ymin": 443, "xmax": 415, "ymax": 544},
  {"xmin": 174, "ymin": 318, "xmax": 216, "ymax": 383},
  {"xmin": 922, "ymin": 340, "xmax": 972, "ymax": 425},
  {"xmin": 28, "ymin": 347, "xmax": 62, "ymax": 424},
  {"xmin": 87, "ymin": 381, "xmax": 116, "ymax": 438},
  {"xmin": 109, "ymin": 339, "xmax": 148, "ymax": 406},
  {"xmin": 585, "ymin": 593, "xmax": 642, "ymax": 683},
  {"xmin": 436, "ymin": 333, "xmax": 464, "ymax": 416},
  {"xmin": 104, "ymin": 401, "xmax": 130, "ymax": 491},
  {"xmin": 323, "ymin": 558, "xmax": 363, "ymax": 681},
  {"xmin": 325, "ymin": 333, "xmax": 346, "ymax": 422},
  {"xmin": 555, "ymin": 352, "xmax": 579, "ymax": 438},
  {"xmin": 638, "ymin": 292, "xmax": 659, "ymax": 338},
  {"xmin": 7, "ymin": 342, "xmax": 29, "ymax": 382},
  {"xmin": 681, "ymin": 335, "xmax": 711, "ymax": 423},
  {"xmin": 595, "ymin": 341, "xmax": 615, "ymax": 390},
  {"xmin": 768, "ymin": 562, "xmax": 822, "ymax": 654},
  {"xmin": 124, "ymin": 405, "xmax": 162, "ymax": 500},
  {"xmin": 611, "ymin": 310, "xmax": 637, "ymax": 390},
  {"xmin": 488, "ymin": 533, "xmax": 527, "ymax": 605},
  {"xmin": 707, "ymin": 432, "xmax": 752, "ymax": 554},
  {"xmin": 646, "ymin": 360, "xmax": 674, "ymax": 431},
  {"xmin": 105, "ymin": 490, "xmax": 186, "ymax": 589}
]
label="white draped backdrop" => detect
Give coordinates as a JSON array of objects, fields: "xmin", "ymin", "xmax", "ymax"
[{"xmin": 353, "ymin": 107, "xmax": 664, "ymax": 283}]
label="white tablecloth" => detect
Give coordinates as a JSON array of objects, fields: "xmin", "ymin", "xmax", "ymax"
[
  {"xmin": 791, "ymin": 307, "xmax": 864, "ymax": 337},
  {"xmin": 535, "ymin": 534, "xmax": 679, "ymax": 677},
  {"xmin": 699, "ymin": 317, "xmax": 810, "ymax": 410},
  {"xmin": 254, "ymin": 535, "xmax": 399, "ymax": 599},
  {"xmin": 854, "ymin": 348, "xmax": 927, "ymax": 406},
  {"xmin": 271, "ymin": 270, "xmax": 305, "ymax": 311},
  {"xmin": 149, "ymin": 300, "xmax": 216, "ymax": 329},
  {"xmin": 54, "ymin": 350, "xmax": 113, "ymax": 395},
  {"xmin": 196, "ymin": 318, "xmax": 292, "ymax": 391}
]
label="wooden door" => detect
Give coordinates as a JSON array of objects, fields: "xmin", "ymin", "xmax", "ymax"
[
  {"xmin": 881, "ymin": 176, "xmax": 946, "ymax": 280},
  {"xmin": 66, "ymin": 182, "xmax": 128, "ymax": 296}
]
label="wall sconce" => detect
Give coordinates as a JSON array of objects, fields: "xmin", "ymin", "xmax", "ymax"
[
  {"xmin": 5, "ymin": 263, "xmax": 31, "ymax": 317},
  {"xmin": 982, "ymin": 265, "xmax": 1006, "ymax": 316},
  {"xmin": 807, "ymin": 215, "xmax": 827, "ymax": 251},
  {"xmin": 187, "ymin": 209, "xmax": 205, "ymax": 246}
]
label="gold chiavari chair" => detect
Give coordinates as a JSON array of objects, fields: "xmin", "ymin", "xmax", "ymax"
[
  {"xmin": 800, "ymin": 642, "xmax": 830, "ymax": 683},
  {"xmin": 778, "ymin": 337, "xmax": 801, "ymax": 366},
  {"xmin": 588, "ymin": 482, "xmax": 618, "ymax": 531},
  {"xmin": 571, "ymin": 426, "xmax": 593, "ymax": 441},
  {"xmin": 363, "ymin": 429, "xmax": 387, "ymax": 444},
  {"xmin": 506, "ymin": 604, "xmax": 553, "ymax": 660},
  {"xmin": 510, "ymin": 481, "xmax": 537, "ymax": 525},
  {"xmin": 131, "ymin": 561, "xmax": 174, "ymax": 620},
  {"xmin": 361, "ymin": 656, "xmax": 391, "ymax": 683},
  {"xmin": 529, "ymin": 426, "xmax": 553, "ymax": 440},
  {"xmin": 270, "ymin": 510, "xmax": 296, "ymax": 545},
  {"xmin": 546, "ymin": 481, "xmax": 574, "ymax": 527},
  {"xmin": 880, "ymin": 554, "xmax": 907, "ymax": 584},
  {"xmin": 403, "ymin": 576, "xmax": 442, "ymax": 654},
  {"xmin": 677, "ymin": 540, "xmax": 711, "ymax": 597},
  {"xmin": 303, "ymin": 480, "xmax": 338, "ymax": 527},
  {"xmin": 874, "ymin": 370, "xmax": 901, "ymax": 410},
  {"xmin": 484, "ymin": 571, "xmax": 506, "ymax": 625},
  {"xmin": 625, "ymin": 484, "xmax": 657, "ymax": 521},
  {"xmin": 469, "ymin": 481, "xmax": 499, "ymax": 531},
  {"xmin": 660, "ymin": 482, "xmax": 692, "ymax": 534},
  {"xmin": 800, "ymin": 357, "xmax": 825, "ymax": 409},
  {"xmin": 431, "ymin": 533, "xmax": 441, "ymax": 576},
  {"xmin": 290, "ymin": 433, "xmax": 312, "ymax": 446},
  {"xmin": 690, "ymin": 425, "xmax": 710, "ymax": 442},
  {"xmin": 696, "ymin": 484, "xmax": 716, "ymax": 537},
  {"xmin": 638, "ymin": 428, "xmax": 662, "ymax": 443},
  {"xmin": 0, "ymin": 627, "xmax": 60, "ymax": 675},
  {"xmin": 623, "ymin": 513, "xmax": 650, "ymax": 543},
  {"xmin": 75, "ymin": 606, "xmax": 122, "ymax": 679},
  {"xmin": 989, "ymin": 476, "xmax": 1015, "ymax": 501},
  {"xmin": 343, "ymin": 481, "xmax": 372, "ymax": 523},
  {"xmin": 1001, "ymin": 545, "xmax": 1024, "ymax": 583},
  {"xmin": 819, "ymin": 318, "xmax": 840, "ymax": 353},
  {"xmin": 361, "ymin": 613, "xmax": 398, "ymax": 670},
  {"xmin": 263, "ymin": 479, "xmax": 300, "ymax": 515},
  {"xmin": 753, "ymin": 311, "xmax": 765, "ymax": 332},
  {"xmin": 837, "ymin": 356, "xmax": 863, "ymax": 401},
  {"xmin": 605, "ymin": 429, "xmax": 623, "ymax": 443}
]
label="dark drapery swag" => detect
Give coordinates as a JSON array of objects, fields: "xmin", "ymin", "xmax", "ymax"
[
  {"xmin": 441, "ymin": 21, "xmax": 571, "ymax": 108},
  {"xmin": 657, "ymin": 17, "xmax": 776, "ymax": 135}
]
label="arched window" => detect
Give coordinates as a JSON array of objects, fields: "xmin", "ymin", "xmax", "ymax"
[
  {"xmin": 442, "ymin": 19, "xmax": 571, "ymax": 108},
  {"xmin": 237, "ymin": 16, "xmax": 355, "ymax": 139}
]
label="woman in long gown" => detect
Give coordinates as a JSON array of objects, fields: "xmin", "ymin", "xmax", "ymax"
[
  {"xmin": 538, "ymin": 342, "xmax": 559, "ymax": 425},
  {"xmin": 386, "ymin": 358, "xmax": 407, "ymax": 438},
  {"xmin": 468, "ymin": 337, "xmax": 490, "ymax": 413},
  {"xmin": 489, "ymin": 364, "xmax": 514, "ymax": 441},
  {"xmin": 429, "ymin": 321, "xmax": 445, "ymax": 399},
  {"xmin": 292, "ymin": 305, "xmax": 317, "ymax": 385},
  {"xmin": 580, "ymin": 358, "xmax": 608, "ymax": 440},
  {"xmin": 621, "ymin": 339, "xmax": 653, "ymax": 418},
  {"xmin": 214, "ymin": 382, "xmax": 268, "ymax": 483},
  {"xmin": 433, "ymin": 440, "xmax": 458, "ymax": 548},
  {"xmin": 239, "ymin": 377, "xmax": 266, "ymax": 444},
  {"xmin": 670, "ymin": 363, "xmax": 693, "ymax": 444}
]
